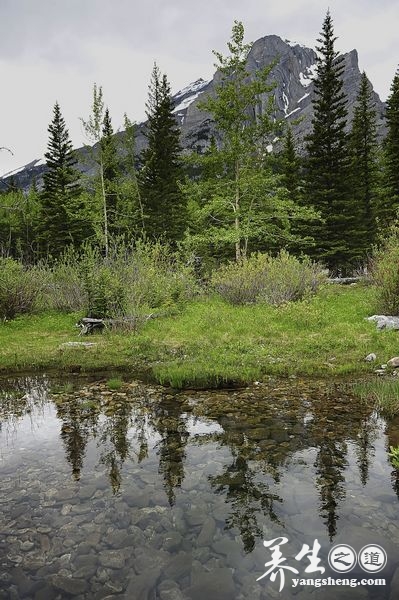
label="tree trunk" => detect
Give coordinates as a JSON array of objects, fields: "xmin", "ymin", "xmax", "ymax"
[
  {"xmin": 99, "ymin": 155, "xmax": 109, "ymax": 258},
  {"xmin": 235, "ymin": 159, "xmax": 241, "ymax": 261}
]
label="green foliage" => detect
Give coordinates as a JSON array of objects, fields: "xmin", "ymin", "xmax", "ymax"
[
  {"xmin": 82, "ymin": 260, "xmax": 127, "ymax": 320},
  {"xmin": 349, "ymin": 72, "xmax": 379, "ymax": 253},
  {"xmin": 370, "ymin": 227, "xmax": 399, "ymax": 314},
  {"xmin": 389, "ymin": 445, "xmax": 399, "ymax": 468},
  {"xmin": 382, "ymin": 70, "xmax": 399, "ymax": 223},
  {"xmin": 39, "ymin": 102, "xmax": 88, "ymax": 257},
  {"xmin": 210, "ymin": 251, "xmax": 326, "ymax": 305},
  {"xmin": 0, "ymin": 257, "xmax": 46, "ymax": 319},
  {"xmin": 305, "ymin": 11, "xmax": 354, "ymax": 273},
  {"xmin": 184, "ymin": 22, "xmax": 318, "ymax": 262},
  {"xmin": 139, "ymin": 64, "xmax": 187, "ymax": 243},
  {"xmin": 0, "ymin": 187, "xmax": 41, "ymax": 261},
  {"xmin": 106, "ymin": 377, "xmax": 123, "ymax": 391},
  {"xmin": 101, "ymin": 107, "xmax": 119, "ymax": 235},
  {"xmin": 353, "ymin": 379, "xmax": 399, "ymax": 418},
  {"xmin": 47, "ymin": 258, "xmax": 87, "ymax": 313},
  {"xmin": 188, "ymin": 22, "xmax": 278, "ymax": 261},
  {"xmin": 81, "ymin": 84, "xmax": 113, "ymax": 256},
  {"xmin": 48, "ymin": 242, "xmax": 197, "ymax": 319}
]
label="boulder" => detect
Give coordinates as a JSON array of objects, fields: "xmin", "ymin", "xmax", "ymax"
[{"xmin": 367, "ymin": 315, "xmax": 399, "ymax": 330}]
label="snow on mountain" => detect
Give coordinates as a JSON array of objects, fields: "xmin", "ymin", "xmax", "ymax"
[
  {"xmin": 173, "ymin": 78, "xmax": 209, "ymax": 113},
  {"xmin": 297, "ymin": 92, "xmax": 310, "ymax": 103},
  {"xmin": 284, "ymin": 39, "xmax": 307, "ymax": 49},
  {"xmin": 174, "ymin": 78, "xmax": 209, "ymax": 99},
  {"xmin": 299, "ymin": 64, "xmax": 318, "ymax": 87}
]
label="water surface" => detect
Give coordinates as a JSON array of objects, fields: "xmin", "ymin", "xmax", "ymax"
[{"xmin": 0, "ymin": 375, "xmax": 398, "ymax": 599}]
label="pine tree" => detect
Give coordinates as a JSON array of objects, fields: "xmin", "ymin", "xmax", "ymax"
[
  {"xmin": 139, "ymin": 64, "xmax": 186, "ymax": 243},
  {"xmin": 281, "ymin": 127, "xmax": 315, "ymax": 254},
  {"xmin": 348, "ymin": 72, "xmax": 378, "ymax": 254},
  {"xmin": 101, "ymin": 107, "xmax": 119, "ymax": 236},
  {"xmin": 39, "ymin": 102, "xmax": 86, "ymax": 257},
  {"xmin": 305, "ymin": 11, "xmax": 353, "ymax": 273},
  {"xmin": 118, "ymin": 113, "xmax": 145, "ymax": 237},
  {"xmin": 281, "ymin": 127, "xmax": 301, "ymax": 204},
  {"xmin": 382, "ymin": 69, "xmax": 399, "ymax": 224}
]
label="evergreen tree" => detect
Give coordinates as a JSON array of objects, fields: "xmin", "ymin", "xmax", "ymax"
[
  {"xmin": 118, "ymin": 113, "xmax": 145, "ymax": 237},
  {"xmin": 305, "ymin": 11, "xmax": 353, "ymax": 273},
  {"xmin": 382, "ymin": 69, "xmax": 399, "ymax": 224},
  {"xmin": 101, "ymin": 107, "xmax": 119, "ymax": 236},
  {"xmin": 39, "ymin": 102, "xmax": 86, "ymax": 257},
  {"xmin": 139, "ymin": 64, "xmax": 187, "ymax": 243},
  {"xmin": 280, "ymin": 127, "xmax": 316, "ymax": 254},
  {"xmin": 349, "ymin": 72, "xmax": 378, "ymax": 254},
  {"xmin": 281, "ymin": 127, "xmax": 301, "ymax": 204}
]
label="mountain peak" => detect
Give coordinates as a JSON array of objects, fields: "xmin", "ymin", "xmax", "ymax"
[{"xmin": 0, "ymin": 34, "xmax": 386, "ymax": 192}]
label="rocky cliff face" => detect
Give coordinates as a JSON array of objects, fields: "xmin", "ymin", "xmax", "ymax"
[
  {"xmin": 173, "ymin": 35, "xmax": 385, "ymax": 155},
  {"xmin": 0, "ymin": 35, "xmax": 386, "ymax": 192}
]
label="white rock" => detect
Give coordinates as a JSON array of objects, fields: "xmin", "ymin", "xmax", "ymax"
[{"xmin": 367, "ymin": 315, "xmax": 399, "ymax": 330}]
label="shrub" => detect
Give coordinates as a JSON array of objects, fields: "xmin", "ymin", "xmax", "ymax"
[
  {"xmin": 47, "ymin": 250, "xmax": 87, "ymax": 312},
  {"xmin": 120, "ymin": 241, "xmax": 198, "ymax": 313},
  {"xmin": 371, "ymin": 228, "xmax": 399, "ymax": 314},
  {"xmin": 211, "ymin": 250, "xmax": 326, "ymax": 306},
  {"xmin": 256, "ymin": 251, "xmax": 326, "ymax": 305},
  {"xmin": 0, "ymin": 257, "xmax": 46, "ymax": 319},
  {"xmin": 0, "ymin": 242, "xmax": 198, "ymax": 321},
  {"xmin": 80, "ymin": 241, "xmax": 198, "ymax": 319}
]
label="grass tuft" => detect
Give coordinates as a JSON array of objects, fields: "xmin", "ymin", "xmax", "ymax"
[
  {"xmin": 106, "ymin": 377, "xmax": 123, "ymax": 391},
  {"xmin": 353, "ymin": 378, "xmax": 399, "ymax": 417}
]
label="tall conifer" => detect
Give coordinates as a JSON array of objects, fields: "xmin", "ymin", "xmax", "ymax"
[
  {"xmin": 305, "ymin": 12, "xmax": 353, "ymax": 273},
  {"xmin": 101, "ymin": 107, "xmax": 119, "ymax": 236},
  {"xmin": 39, "ymin": 102, "xmax": 86, "ymax": 257},
  {"xmin": 382, "ymin": 69, "xmax": 399, "ymax": 224},
  {"xmin": 139, "ymin": 64, "xmax": 186, "ymax": 243},
  {"xmin": 349, "ymin": 72, "xmax": 378, "ymax": 255}
]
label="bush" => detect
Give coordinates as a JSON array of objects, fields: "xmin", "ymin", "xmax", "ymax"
[
  {"xmin": 0, "ymin": 242, "xmax": 198, "ymax": 321},
  {"xmin": 119, "ymin": 242, "xmax": 197, "ymax": 313},
  {"xmin": 47, "ymin": 250, "xmax": 87, "ymax": 312},
  {"xmin": 371, "ymin": 229, "xmax": 399, "ymax": 314},
  {"xmin": 80, "ymin": 241, "xmax": 198, "ymax": 319},
  {"xmin": 0, "ymin": 257, "xmax": 46, "ymax": 319},
  {"xmin": 211, "ymin": 250, "xmax": 326, "ymax": 306}
]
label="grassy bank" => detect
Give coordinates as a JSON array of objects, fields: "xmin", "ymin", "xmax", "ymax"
[{"xmin": 1, "ymin": 284, "xmax": 398, "ymax": 387}]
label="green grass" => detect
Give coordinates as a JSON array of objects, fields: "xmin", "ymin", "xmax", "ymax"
[
  {"xmin": 388, "ymin": 445, "xmax": 399, "ymax": 468},
  {"xmin": 353, "ymin": 379, "xmax": 399, "ymax": 417},
  {"xmin": 106, "ymin": 377, "xmax": 124, "ymax": 391},
  {"xmin": 1, "ymin": 284, "xmax": 399, "ymax": 388},
  {"xmin": 0, "ymin": 311, "xmax": 144, "ymax": 375}
]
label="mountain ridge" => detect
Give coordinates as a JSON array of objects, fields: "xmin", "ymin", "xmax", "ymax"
[{"xmin": 0, "ymin": 34, "xmax": 386, "ymax": 192}]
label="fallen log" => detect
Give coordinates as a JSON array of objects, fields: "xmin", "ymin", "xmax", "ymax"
[{"xmin": 77, "ymin": 315, "xmax": 156, "ymax": 335}]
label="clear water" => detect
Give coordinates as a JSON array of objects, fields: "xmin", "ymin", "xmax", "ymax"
[{"xmin": 0, "ymin": 375, "xmax": 398, "ymax": 600}]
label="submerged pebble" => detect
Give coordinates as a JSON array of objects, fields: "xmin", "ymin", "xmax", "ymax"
[{"xmin": 0, "ymin": 375, "xmax": 397, "ymax": 599}]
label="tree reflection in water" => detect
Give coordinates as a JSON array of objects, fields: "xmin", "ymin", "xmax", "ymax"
[
  {"xmin": 0, "ymin": 376, "xmax": 393, "ymax": 551},
  {"xmin": 149, "ymin": 398, "xmax": 189, "ymax": 505}
]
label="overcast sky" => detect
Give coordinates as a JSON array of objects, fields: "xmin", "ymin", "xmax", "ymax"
[{"xmin": 0, "ymin": 0, "xmax": 398, "ymax": 175}]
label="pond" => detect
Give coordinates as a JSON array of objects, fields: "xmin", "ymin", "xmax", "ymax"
[{"xmin": 0, "ymin": 375, "xmax": 398, "ymax": 600}]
